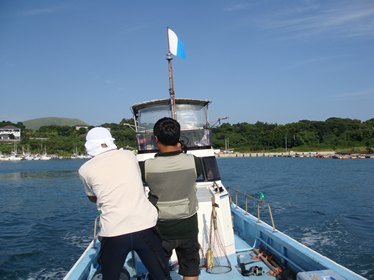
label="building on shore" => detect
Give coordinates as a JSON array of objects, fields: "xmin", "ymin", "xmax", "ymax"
[{"xmin": 0, "ymin": 125, "xmax": 21, "ymax": 142}]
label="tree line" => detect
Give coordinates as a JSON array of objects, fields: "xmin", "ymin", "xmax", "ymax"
[
  {"xmin": 0, "ymin": 119, "xmax": 136, "ymax": 156},
  {"xmin": 1, "ymin": 117, "xmax": 373, "ymax": 155},
  {"xmin": 211, "ymin": 118, "xmax": 374, "ymax": 153}
]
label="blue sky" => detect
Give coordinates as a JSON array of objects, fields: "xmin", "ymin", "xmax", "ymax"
[{"xmin": 1, "ymin": 0, "xmax": 373, "ymax": 126}]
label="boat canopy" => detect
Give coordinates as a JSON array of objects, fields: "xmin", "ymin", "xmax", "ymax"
[
  {"xmin": 131, "ymin": 98, "xmax": 213, "ymax": 153},
  {"xmin": 132, "ymin": 98, "xmax": 211, "ymax": 117},
  {"xmin": 132, "ymin": 98, "xmax": 211, "ymax": 131}
]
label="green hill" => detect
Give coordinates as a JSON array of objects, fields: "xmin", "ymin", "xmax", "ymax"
[{"xmin": 23, "ymin": 117, "xmax": 89, "ymax": 130}]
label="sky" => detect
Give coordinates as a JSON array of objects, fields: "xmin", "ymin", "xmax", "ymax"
[{"xmin": 1, "ymin": 0, "xmax": 373, "ymax": 127}]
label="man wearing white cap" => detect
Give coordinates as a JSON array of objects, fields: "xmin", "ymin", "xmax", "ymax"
[{"xmin": 79, "ymin": 127, "xmax": 170, "ymax": 280}]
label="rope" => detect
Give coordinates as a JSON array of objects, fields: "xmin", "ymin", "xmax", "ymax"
[
  {"xmin": 250, "ymin": 250, "xmax": 263, "ymax": 260},
  {"xmin": 269, "ymin": 267, "xmax": 282, "ymax": 277},
  {"xmin": 252, "ymin": 248, "xmax": 282, "ymax": 278}
]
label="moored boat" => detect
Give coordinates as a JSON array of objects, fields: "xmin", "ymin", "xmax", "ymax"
[
  {"xmin": 8, "ymin": 154, "xmax": 23, "ymax": 161},
  {"xmin": 0, "ymin": 155, "xmax": 10, "ymax": 161},
  {"xmin": 7, "ymin": 142, "xmax": 23, "ymax": 160},
  {"xmin": 39, "ymin": 154, "xmax": 51, "ymax": 160},
  {"xmin": 23, "ymin": 154, "xmax": 34, "ymax": 160},
  {"xmin": 39, "ymin": 144, "xmax": 51, "ymax": 160}
]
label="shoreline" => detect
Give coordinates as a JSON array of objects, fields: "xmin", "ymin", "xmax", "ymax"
[
  {"xmin": 215, "ymin": 151, "xmax": 374, "ymax": 158},
  {"xmin": 2, "ymin": 151, "xmax": 374, "ymax": 160}
]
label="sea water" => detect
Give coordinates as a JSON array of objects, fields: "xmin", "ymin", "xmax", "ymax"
[
  {"xmin": 0, "ymin": 157, "xmax": 373, "ymax": 279},
  {"xmin": 218, "ymin": 157, "xmax": 374, "ymax": 279}
]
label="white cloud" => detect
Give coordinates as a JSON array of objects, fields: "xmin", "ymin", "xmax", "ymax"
[
  {"xmin": 18, "ymin": 5, "xmax": 68, "ymax": 17},
  {"xmin": 332, "ymin": 88, "xmax": 374, "ymax": 98},
  {"xmin": 281, "ymin": 54, "xmax": 350, "ymax": 71},
  {"xmin": 253, "ymin": 1, "xmax": 374, "ymax": 39},
  {"xmin": 224, "ymin": 4, "xmax": 250, "ymax": 12},
  {"xmin": 96, "ymin": 77, "xmax": 114, "ymax": 85},
  {"xmin": 104, "ymin": 80, "xmax": 114, "ymax": 85}
]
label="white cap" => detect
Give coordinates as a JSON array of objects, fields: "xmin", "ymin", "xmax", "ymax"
[{"xmin": 85, "ymin": 127, "xmax": 117, "ymax": 156}]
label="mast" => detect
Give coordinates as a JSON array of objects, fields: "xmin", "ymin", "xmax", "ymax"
[{"xmin": 167, "ymin": 27, "xmax": 177, "ymax": 120}]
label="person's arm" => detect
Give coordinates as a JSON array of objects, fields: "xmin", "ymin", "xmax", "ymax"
[
  {"xmin": 79, "ymin": 172, "xmax": 97, "ymax": 203},
  {"xmin": 139, "ymin": 161, "xmax": 146, "ymax": 183},
  {"xmin": 87, "ymin": 196, "xmax": 97, "ymax": 203},
  {"xmin": 193, "ymin": 155, "xmax": 202, "ymax": 177}
]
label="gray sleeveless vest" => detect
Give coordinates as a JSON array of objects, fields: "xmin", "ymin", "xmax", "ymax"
[{"xmin": 145, "ymin": 153, "xmax": 199, "ymax": 221}]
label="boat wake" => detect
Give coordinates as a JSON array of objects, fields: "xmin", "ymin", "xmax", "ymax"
[{"xmin": 63, "ymin": 230, "xmax": 92, "ymax": 250}]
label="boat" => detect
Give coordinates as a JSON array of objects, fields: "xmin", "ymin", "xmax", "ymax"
[
  {"xmin": 39, "ymin": 154, "xmax": 51, "ymax": 160},
  {"xmin": 72, "ymin": 146, "xmax": 80, "ymax": 159},
  {"xmin": 64, "ymin": 29, "xmax": 365, "ymax": 280},
  {"xmin": 7, "ymin": 142, "xmax": 23, "ymax": 160},
  {"xmin": 0, "ymin": 154, "xmax": 10, "ymax": 161},
  {"xmin": 33, "ymin": 154, "xmax": 40, "ymax": 160},
  {"xmin": 23, "ymin": 153, "xmax": 34, "ymax": 160},
  {"xmin": 8, "ymin": 154, "xmax": 24, "ymax": 161},
  {"xmin": 22, "ymin": 145, "xmax": 34, "ymax": 160},
  {"xmin": 39, "ymin": 144, "xmax": 51, "ymax": 160},
  {"xmin": 64, "ymin": 97, "xmax": 365, "ymax": 280}
]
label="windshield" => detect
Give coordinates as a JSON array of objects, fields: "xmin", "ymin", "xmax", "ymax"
[
  {"xmin": 137, "ymin": 105, "xmax": 172, "ymax": 132},
  {"xmin": 137, "ymin": 104, "xmax": 207, "ymax": 131},
  {"xmin": 177, "ymin": 104, "xmax": 207, "ymax": 129},
  {"xmin": 135, "ymin": 101, "xmax": 211, "ymax": 152}
]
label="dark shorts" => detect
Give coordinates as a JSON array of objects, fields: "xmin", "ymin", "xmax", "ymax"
[{"xmin": 162, "ymin": 236, "xmax": 200, "ymax": 277}]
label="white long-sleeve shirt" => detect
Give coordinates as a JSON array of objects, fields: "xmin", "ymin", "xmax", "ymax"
[{"xmin": 79, "ymin": 149, "xmax": 158, "ymax": 237}]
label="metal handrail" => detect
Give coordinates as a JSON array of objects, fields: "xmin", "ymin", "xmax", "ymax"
[{"xmin": 227, "ymin": 187, "xmax": 277, "ymax": 233}]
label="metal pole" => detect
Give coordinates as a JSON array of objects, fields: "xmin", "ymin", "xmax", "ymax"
[
  {"xmin": 268, "ymin": 205, "xmax": 277, "ymax": 233},
  {"xmin": 245, "ymin": 196, "xmax": 248, "ymax": 215},
  {"xmin": 285, "ymin": 134, "xmax": 287, "ymax": 152},
  {"xmin": 167, "ymin": 27, "xmax": 177, "ymax": 120},
  {"xmin": 235, "ymin": 191, "xmax": 238, "ymax": 209},
  {"xmin": 294, "ymin": 134, "xmax": 295, "ymax": 148}
]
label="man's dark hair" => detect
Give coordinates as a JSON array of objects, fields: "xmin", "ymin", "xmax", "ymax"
[{"xmin": 153, "ymin": 117, "xmax": 180, "ymax": 146}]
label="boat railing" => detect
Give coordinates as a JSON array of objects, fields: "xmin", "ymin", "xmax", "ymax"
[{"xmin": 227, "ymin": 187, "xmax": 277, "ymax": 233}]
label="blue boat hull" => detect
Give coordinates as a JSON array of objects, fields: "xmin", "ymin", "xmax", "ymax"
[
  {"xmin": 231, "ymin": 203, "xmax": 365, "ymax": 279},
  {"xmin": 64, "ymin": 201, "xmax": 365, "ymax": 280}
]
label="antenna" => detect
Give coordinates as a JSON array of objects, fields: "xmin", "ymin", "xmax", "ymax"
[{"xmin": 204, "ymin": 117, "xmax": 229, "ymax": 129}]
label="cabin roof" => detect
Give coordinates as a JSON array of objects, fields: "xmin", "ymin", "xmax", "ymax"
[
  {"xmin": 131, "ymin": 98, "xmax": 211, "ymax": 116},
  {"xmin": 0, "ymin": 125, "xmax": 20, "ymax": 130}
]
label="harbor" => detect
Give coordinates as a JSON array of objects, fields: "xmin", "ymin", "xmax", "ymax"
[
  {"xmin": 2, "ymin": 151, "xmax": 373, "ymax": 161},
  {"xmin": 0, "ymin": 154, "xmax": 91, "ymax": 161}
]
